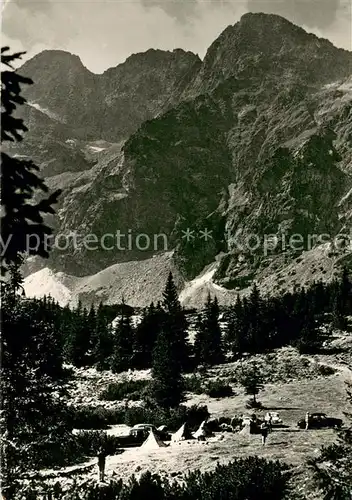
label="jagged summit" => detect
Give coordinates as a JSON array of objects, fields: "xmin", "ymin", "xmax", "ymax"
[
  {"xmin": 21, "ymin": 49, "xmax": 91, "ymax": 75},
  {"xmin": 102, "ymin": 47, "xmax": 200, "ymax": 78},
  {"xmin": 185, "ymin": 12, "xmax": 352, "ymax": 97},
  {"xmin": 15, "ymin": 44, "xmax": 201, "ymax": 142},
  {"xmin": 122, "ymin": 47, "xmax": 199, "ymax": 65},
  {"xmin": 221, "ymin": 12, "xmax": 348, "ymax": 49},
  {"xmin": 238, "ymin": 12, "xmax": 311, "ymax": 33}
]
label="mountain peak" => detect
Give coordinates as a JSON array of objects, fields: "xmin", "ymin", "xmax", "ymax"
[
  {"xmin": 21, "ymin": 49, "xmax": 91, "ymax": 76},
  {"xmin": 216, "ymin": 12, "xmax": 340, "ymax": 54},
  {"xmin": 186, "ymin": 12, "xmax": 352, "ymax": 97},
  {"xmin": 239, "ymin": 11, "xmax": 306, "ymax": 30},
  {"xmin": 105, "ymin": 48, "xmax": 200, "ymax": 74}
]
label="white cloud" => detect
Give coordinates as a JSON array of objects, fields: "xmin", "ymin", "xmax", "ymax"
[{"xmin": 2, "ymin": 0, "xmax": 351, "ymax": 73}]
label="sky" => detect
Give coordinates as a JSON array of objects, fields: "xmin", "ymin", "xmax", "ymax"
[{"xmin": 1, "ymin": 0, "xmax": 351, "ymax": 73}]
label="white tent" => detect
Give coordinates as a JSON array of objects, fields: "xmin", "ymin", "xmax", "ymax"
[
  {"xmin": 171, "ymin": 423, "xmax": 193, "ymax": 442},
  {"xmin": 193, "ymin": 420, "xmax": 211, "ymax": 439},
  {"xmin": 141, "ymin": 429, "xmax": 168, "ymax": 449},
  {"xmin": 239, "ymin": 423, "xmax": 252, "ymax": 435}
]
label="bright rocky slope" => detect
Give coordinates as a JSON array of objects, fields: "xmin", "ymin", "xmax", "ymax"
[{"xmin": 15, "ymin": 13, "xmax": 352, "ymax": 306}]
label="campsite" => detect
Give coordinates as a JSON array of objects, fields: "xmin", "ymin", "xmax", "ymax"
[{"xmin": 28, "ymin": 337, "xmax": 351, "ymax": 498}]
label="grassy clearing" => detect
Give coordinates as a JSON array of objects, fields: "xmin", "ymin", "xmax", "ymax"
[
  {"xmin": 58, "ymin": 371, "xmax": 349, "ymax": 486},
  {"xmin": 58, "ymin": 341, "xmax": 350, "ymax": 495}
]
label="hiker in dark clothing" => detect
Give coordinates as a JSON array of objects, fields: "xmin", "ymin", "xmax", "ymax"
[
  {"xmin": 260, "ymin": 421, "xmax": 269, "ymax": 445},
  {"xmin": 267, "ymin": 413, "xmax": 273, "ymax": 433},
  {"xmin": 97, "ymin": 445, "xmax": 107, "ymax": 482}
]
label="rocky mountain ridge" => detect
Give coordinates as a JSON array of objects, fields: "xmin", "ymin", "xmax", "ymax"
[{"xmin": 13, "ymin": 13, "xmax": 352, "ymax": 305}]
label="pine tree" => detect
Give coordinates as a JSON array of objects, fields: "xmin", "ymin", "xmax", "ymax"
[
  {"xmin": 93, "ymin": 318, "xmax": 113, "ymax": 371},
  {"xmin": 193, "ymin": 312, "xmax": 204, "ymax": 366},
  {"xmin": 150, "ymin": 326, "xmax": 184, "ymax": 408},
  {"xmin": 161, "ymin": 272, "xmax": 189, "ymax": 370},
  {"xmin": 291, "ymin": 287, "xmax": 308, "ymax": 339},
  {"xmin": 1, "ymin": 292, "xmax": 71, "ymax": 496},
  {"xmin": 225, "ymin": 295, "xmax": 247, "ymax": 355},
  {"xmin": 3, "ymin": 255, "xmax": 25, "ymax": 297},
  {"xmin": 65, "ymin": 300, "xmax": 90, "ymax": 367},
  {"xmin": 297, "ymin": 312, "xmax": 318, "ymax": 354},
  {"xmin": 332, "ymin": 292, "xmax": 347, "ymax": 330},
  {"xmin": 1, "ymin": 49, "xmax": 64, "ymax": 497},
  {"xmin": 195, "ymin": 294, "xmax": 223, "ymax": 366},
  {"xmin": 134, "ymin": 302, "xmax": 161, "ymax": 368},
  {"xmin": 111, "ymin": 304, "xmax": 134, "ymax": 373},
  {"xmin": 1, "ymin": 48, "xmax": 61, "ymax": 275},
  {"xmin": 246, "ymin": 284, "xmax": 266, "ymax": 352},
  {"xmin": 331, "ymin": 268, "xmax": 351, "ymax": 330},
  {"xmin": 88, "ymin": 303, "xmax": 97, "ymax": 329}
]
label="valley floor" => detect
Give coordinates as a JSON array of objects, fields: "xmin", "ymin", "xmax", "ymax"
[
  {"xmin": 90, "ymin": 371, "xmax": 350, "ymax": 479},
  {"xmin": 38, "ymin": 358, "xmax": 351, "ymax": 496}
]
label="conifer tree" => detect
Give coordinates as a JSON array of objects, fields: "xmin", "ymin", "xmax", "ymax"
[
  {"xmin": 1, "ymin": 48, "xmax": 61, "ymax": 275},
  {"xmin": 226, "ymin": 295, "xmax": 248, "ymax": 355},
  {"xmin": 1, "ymin": 290, "xmax": 70, "ymax": 496},
  {"xmin": 331, "ymin": 268, "xmax": 351, "ymax": 330},
  {"xmin": 111, "ymin": 304, "xmax": 134, "ymax": 373},
  {"xmin": 1, "ymin": 49, "xmax": 64, "ymax": 496},
  {"xmin": 193, "ymin": 312, "xmax": 204, "ymax": 366},
  {"xmin": 161, "ymin": 271, "xmax": 189, "ymax": 370},
  {"xmin": 92, "ymin": 317, "xmax": 113, "ymax": 371},
  {"xmin": 65, "ymin": 300, "xmax": 91, "ymax": 366},
  {"xmin": 150, "ymin": 326, "xmax": 184, "ymax": 408},
  {"xmin": 134, "ymin": 302, "xmax": 161, "ymax": 368},
  {"xmin": 246, "ymin": 284, "xmax": 266, "ymax": 352},
  {"xmin": 297, "ymin": 311, "xmax": 318, "ymax": 354},
  {"xmin": 195, "ymin": 294, "xmax": 223, "ymax": 366},
  {"xmin": 88, "ymin": 303, "xmax": 97, "ymax": 329},
  {"xmin": 332, "ymin": 293, "xmax": 347, "ymax": 330}
]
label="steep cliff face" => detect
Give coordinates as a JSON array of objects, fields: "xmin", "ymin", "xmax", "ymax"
[{"xmin": 14, "ymin": 13, "xmax": 352, "ymax": 296}]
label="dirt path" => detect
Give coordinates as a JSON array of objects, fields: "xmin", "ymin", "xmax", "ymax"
[{"xmin": 306, "ymin": 355, "xmax": 352, "ymax": 379}]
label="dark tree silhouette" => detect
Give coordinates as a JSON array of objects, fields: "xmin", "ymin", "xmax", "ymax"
[
  {"xmin": 1, "ymin": 47, "xmax": 61, "ymax": 275},
  {"xmin": 239, "ymin": 363, "xmax": 264, "ymax": 407},
  {"xmin": 150, "ymin": 325, "xmax": 184, "ymax": 408},
  {"xmin": 1, "ymin": 48, "xmax": 63, "ymax": 498},
  {"xmin": 161, "ymin": 271, "xmax": 189, "ymax": 370},
  {"xmin": 195, "ymin": 294, "xmax": 223, "ymax": 366}
]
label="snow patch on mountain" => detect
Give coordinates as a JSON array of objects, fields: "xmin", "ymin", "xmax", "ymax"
[
  {"xmin": 27, "ymin": 102, "xmax": 64, "ymax": 122},
  {"xmin": 88, "ymin": 146, "xmax": 106, "ymax": 153},
  {"xmin": 24, "ymin": 268, "xmax": 79, "ymax": 306},
  {"xmin": 179, "ymin": 264, "xmax": 237, "ymax": 308},
  {"xmin": 23, "ymin": 253, "xmax": 236, "ymax": 309}
]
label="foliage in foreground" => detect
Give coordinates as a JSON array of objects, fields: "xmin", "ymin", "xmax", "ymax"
[
  {"xmin": 1, "ymin": 47, "xmax": 61, "ymax": 274},
  {"xmin": 15, "ymin": 457, "xmax": 291, "ymax": 500}
]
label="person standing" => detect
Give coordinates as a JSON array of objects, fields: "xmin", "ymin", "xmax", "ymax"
[
  {"xmin": 260, "ymin": 421, "xmax": 268, "ymax": 445},
  {"xmin": 97, "ymin": 445, "xmax": 107, "ymax": 482},
  {"xmin": 305, "ymin": 412, "xmax": 310, "ymax": 431},
  {"xmin": 267, "ymin": 413, "xmax": 273, "ymax": 433}
]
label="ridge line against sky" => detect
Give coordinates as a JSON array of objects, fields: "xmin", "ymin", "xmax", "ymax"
[{"xmin": 2, "ymin": 0, "xmax": 352, "ymax": 73}]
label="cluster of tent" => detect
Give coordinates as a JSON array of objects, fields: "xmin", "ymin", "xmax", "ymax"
[{"xmin": 140, "ymin": 421, "xmax": 212, "ymax": 450}]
